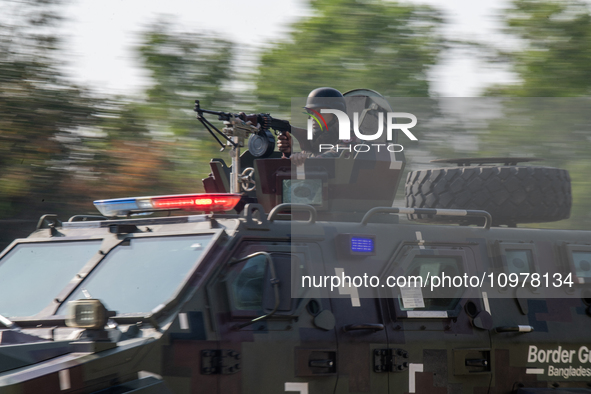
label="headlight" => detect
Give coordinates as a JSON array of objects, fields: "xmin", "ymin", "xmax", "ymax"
[{"xmin": 65, "ymin": 299, "xmax": 108, "ymax": 329}]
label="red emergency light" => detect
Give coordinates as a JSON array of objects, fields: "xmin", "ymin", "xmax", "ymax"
[{"xmin": 94, "ymin": 193, "xmax": 242, "ymax": 217}]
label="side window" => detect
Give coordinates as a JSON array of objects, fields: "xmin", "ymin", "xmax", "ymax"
[
  {"xmin": 495, "ymin": 242, "xmax": 537, "ymax": 278},
  {"xmin": 227, "ymin": 252, "xmax": 301, "ymax": 314},
  {"xmin": 400, "ymin": 255, "xmax": 465, "ymax": 312},
  {"xmin": 504, "ymin": 249, "xmax": 534, "ymax": 275},
  {"xmin": 563, "ymin": 244, "xmax": 591, "ymax": 284},
  {"xmin": 572, "ymin": 251, "xmax": 591, "ymax": 282},
  {"xmin": 231, "ymin": 254, "xmax": 267, "ymax": 310}
]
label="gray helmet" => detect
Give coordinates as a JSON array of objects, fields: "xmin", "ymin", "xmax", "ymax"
[{"xmin": 306, "ymin": 87, "xmax": 346, "ymax": 112}]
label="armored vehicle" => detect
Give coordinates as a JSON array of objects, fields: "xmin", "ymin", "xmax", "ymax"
[{"xmin": 0, "ymin": 91, "xmax": 589, "ymax": 394}]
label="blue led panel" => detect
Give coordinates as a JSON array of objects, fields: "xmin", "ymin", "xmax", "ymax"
[{"xmin": 351, "ymin": 237, "xmax": 374, "ymax": 253}]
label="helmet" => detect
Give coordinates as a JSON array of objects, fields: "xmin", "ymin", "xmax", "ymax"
[{"xmin": 306, "ymin": 87, "xmax": 346, "ymax": 112}]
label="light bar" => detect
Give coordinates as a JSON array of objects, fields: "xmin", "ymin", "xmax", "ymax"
[{"xmin": 94, "ymin": 193, "xmax": 242, "ymax": 217}]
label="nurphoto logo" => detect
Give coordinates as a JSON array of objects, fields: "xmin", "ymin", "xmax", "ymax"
[{"xmin": 305, "ymin": 108, "xmax": 418, "ymax": 153}]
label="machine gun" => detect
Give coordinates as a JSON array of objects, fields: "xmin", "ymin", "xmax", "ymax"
[{"xmin": 193, "ymin": 100, "xmax": 291, "ymax": 193}]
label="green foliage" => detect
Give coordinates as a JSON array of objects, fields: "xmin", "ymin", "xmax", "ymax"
[
  {"xmin": 0, "ymin": 0, "xmax": 99, "ymax": 220},
  {"xmin": 487, "ymin": 0, "xmax": 591, "ymax": 96},
  {"xmin": 480, "ymin": 0, "xmax": 591, "ymax": 229},
  {"xmin": 256, "ymin": 0, "xmax": 444, "ymax": 111},
  {"xmin": 137, "ymin": 19, "xmax": 235, "ymax": 135},
  {"xmin": 132, "ymin": 20, "xmax": 238, "ymax": 187},
  {"xmin": 0, "ymin": 8, "xmax": 241, "ymax": 238}
]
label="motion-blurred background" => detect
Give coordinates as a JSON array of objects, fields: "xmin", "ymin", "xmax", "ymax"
[{"xmin": 1, "ymin": 0, "xmax": 591, "ymax": 248}]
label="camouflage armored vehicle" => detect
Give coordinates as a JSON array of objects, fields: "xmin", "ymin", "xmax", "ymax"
[{"xmin": 0, "ymin": 90, "xmax": 589, "ymax": 394}]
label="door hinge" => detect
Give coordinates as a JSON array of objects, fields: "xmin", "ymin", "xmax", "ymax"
[
  {"xmin": 201, "ymin": 349, "xmax": 241, "ymax": 375},
  {"xmin": 373, "ymin": 348, "xmax": 409, "ymax": 373}
]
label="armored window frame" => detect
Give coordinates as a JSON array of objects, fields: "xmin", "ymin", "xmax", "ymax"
[
  {"xmin": 55, "ymin": 232, "xmax": 219, "ymax": 318},
  {"xmin": 494, "ymin": 241, "xmax": 538, "ymax": 280},
  {"xmin": 224, "ymin": 243, "xmax": 311, "ymax": 320},
  {"xmin": 387, "ymin": 246, "xmax": 480, "ymax": 319},
  {"xmin": 563, "ymin": 243, "xmax": 591, "ymax": 285},
  {"xmin": 0, "ymin": 238, "xmax": 103, "ymax": 319},
  {"xmin": 278, "ymin": 171, "xmax": 329, "ymax": 211},
  {"xmin": 226, "ymin": 252, "xmax": 302, "ymax": 316}
]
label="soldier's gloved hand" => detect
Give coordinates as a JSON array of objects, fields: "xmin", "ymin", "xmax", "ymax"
[
  {"xmin": 277, "ymin": 131, "xmax": 292, "ymax": 158},
  {"xmin": 290, "ymin": 152, "xmax": 311, "ymax": 166}
]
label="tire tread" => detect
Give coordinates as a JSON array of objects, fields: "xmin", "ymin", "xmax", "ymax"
[{"xmin": 404, "ymin": 166, "xmax": 572, "ymax": 225}]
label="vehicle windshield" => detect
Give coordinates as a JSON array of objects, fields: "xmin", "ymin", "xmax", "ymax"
[
  {"xmin": 57, "ymin": 234, "xmax": 215, "ymax": 315},
  {"xmin": 0, "ymin": 240, "xmax": 102, "ymax": 318}
]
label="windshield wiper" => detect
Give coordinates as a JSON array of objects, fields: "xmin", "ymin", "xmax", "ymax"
[{"xmin": 0, "ymin": 313, "xmax": 20, "ymax": 331}]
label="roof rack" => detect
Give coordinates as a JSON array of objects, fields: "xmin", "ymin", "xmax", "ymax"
[{"xmin": 361, "ymin": 207, "xmax": 492, "ymax": 229}]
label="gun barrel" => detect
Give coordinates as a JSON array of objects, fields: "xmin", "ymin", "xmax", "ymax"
[
  {"xmin": 194, "ymin": 100, "xmax": 234, "ymax": 120},
  {"xmin": 198, "ymin": 108, "xmax": 234, "ymax": 120}
]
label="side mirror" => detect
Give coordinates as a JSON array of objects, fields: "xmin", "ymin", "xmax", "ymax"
[{"xmin": 471, "ymin": 311, "xmax": 493, "ymax": 330}]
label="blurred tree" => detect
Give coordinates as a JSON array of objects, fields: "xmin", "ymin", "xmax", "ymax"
[
  {"xmin": 255, "ymin": 0, "xmax": 445, "ymax": 111},
  {"xmin": 487, "ymin": 0, "xmax": 591, "ymax": 97},
  {"xmin": 0, "ymin": 0, "xmax": 98, "ymax": 219},
  {"xmin": 0, "ymin": 0, "xmax": 108, "ymax": 249},
  {"xmin": 0, "ymin": 6, "xmax": 253, "ymax": 251},
  {"xmin": 58, "ymin": 101, "xmax": 180, "ymax": 206},
  {"xmin": 480, "ymin": 0, "xmax": 591, "ymax": 229},
  {"xmin": 58, "ymin": 20, "xmax": 241, "ymax": 207},
  {"xmin": 137, "ymin": 19, "xmax": 235, "ymax": 135},
  {"xmin": 130, "ymin": 20, "xmax": 239, "ymax": 189}
]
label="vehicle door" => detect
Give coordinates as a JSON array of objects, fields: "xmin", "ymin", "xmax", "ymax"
[
  {"xmin": 382, "ymin": 242, "xmax": 492, "ymax": 394},
  {"xmin": 209, "ymin": 240, "xmax": 338, "ymax": 394},
  {"xmin": 320, "ymin": 233, "xmax": 390, "ymax": 394},
  {"xmin": 487, "ymin": 240, "xmax": 591, "ymax": 393}
]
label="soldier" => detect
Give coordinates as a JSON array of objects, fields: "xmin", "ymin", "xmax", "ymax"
[{"xmin": 278, "ymin": 87, "xmax": 355, "ymax": 165}]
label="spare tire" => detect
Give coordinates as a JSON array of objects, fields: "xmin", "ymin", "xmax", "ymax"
[{"xmin": 405, "ymin": 165, "xmax": 571, "ymax": 226}]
